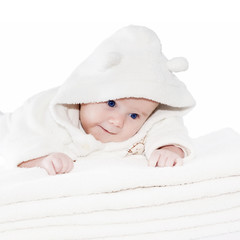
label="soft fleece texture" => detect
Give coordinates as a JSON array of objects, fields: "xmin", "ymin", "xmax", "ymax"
[
  {"xmin": 0, "ymin": 128, "xmax": 240, "ymax": 240},
  {"xmin": 0, "ymin": 86, "xmax": 194, "ymax": 168},
  {"xmin": 0, "ymin": 25, "xmax": 195, "ymax": 168},
  {"xmin": 53, "ymin": 25, "xmax": 195, "ymax": 107}
]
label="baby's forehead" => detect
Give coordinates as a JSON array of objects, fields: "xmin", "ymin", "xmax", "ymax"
[
  {"xmin": 80, "ymin": 98, "xmax": 159, "ymax": 111},
  {"xmin": 81, "ymin": 97, "xmax": 158, "ymax": 104},
  {"xmin": 114, "ymin": 98, "xmax": 159, "ymax": 112},
  {"xmin": 117, "ymin": 97, "xmax": 158, "ymax": 105},
  {"xmin": 119, "ymin": 97, "xmax": 151, "ymax": 101}
]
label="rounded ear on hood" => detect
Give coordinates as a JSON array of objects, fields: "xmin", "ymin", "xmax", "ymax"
[
  {"xmin": 51, "ymin": 25, "xmax": 195, "ymax": 111},
  {"xmin": 99, "ymin": 52, "xmax": 122, "ymax": 71},
  {"xmin": 167, "ymin": 57, "xmax": 189, "ymax": 73}
]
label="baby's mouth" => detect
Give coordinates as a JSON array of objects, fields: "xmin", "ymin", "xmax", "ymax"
[{"xmin": 99, "ymin": 125, "xmax": 117, "ymax": 135}]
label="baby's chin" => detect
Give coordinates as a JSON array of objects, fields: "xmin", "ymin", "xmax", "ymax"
[
  {"xmin": 94, "ymin": 135, "xmax": 127, "ymax": 143},
  {"xmin": 92, "ymin": 132, "xmax": 132, "ymax": 143}
]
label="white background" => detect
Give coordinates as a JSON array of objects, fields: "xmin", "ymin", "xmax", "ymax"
[{"xmin": 0, "ymin": 0, "xmax": 239, "ymax": 138}]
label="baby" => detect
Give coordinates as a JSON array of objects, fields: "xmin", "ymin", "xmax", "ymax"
[
  {"xmin": 0, "ymin": 25, "xmax": 195, "ymax": 175},
  {"xmin": 18, "ymin": 98, "xmax": 185, "ymax": 174}
]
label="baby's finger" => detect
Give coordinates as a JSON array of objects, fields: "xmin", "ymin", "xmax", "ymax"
[
  {"xmin": 157, "ymin": 157, "xmax": 167, "ymax": 167},
  {"xmin": 59, "ymin": 155, "xmax": 74, "ymax": 173},
  {"xmin": 41, "ymin": 160, "xmax": 57, "ymax": 175},
  {"xmin": 165, "ymin": 158, "xmax": 175, "ymax": 167},
  {"xmin": 148, "ymin": 152, "xmax": 159, "ymax": 167},
  {"xmin": 174, "ymin": 158, "xmax": 183, "ymax": 167},
  {"xmin": 61, "ymin": 159, "xmax": 74, "ymax": 173},
  {"xmin": 66, "ymin": 161, "xmax": 74, "ymax": 173},
  {"xmin": 52, "ymin": 158, "xmax": 64, "ymax": 174}
]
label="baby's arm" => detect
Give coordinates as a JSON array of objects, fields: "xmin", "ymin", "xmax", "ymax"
[
  {"xmin": 145, "ymin": 116, "xmax": 194, "ymax": 168},
  {"xmin": 148, "ymin": 145, "xmax": 184, "ymax": 167},
  {"xmin": 18, "ymin": 152, "xmax": 74, "ymax": 175}
]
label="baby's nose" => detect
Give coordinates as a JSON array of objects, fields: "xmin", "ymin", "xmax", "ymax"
[{"xmin": 109, "ymin": 114, "xmax": 124, "ymax": 128}]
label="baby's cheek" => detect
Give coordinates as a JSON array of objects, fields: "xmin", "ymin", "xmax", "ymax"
[{"xmin": 128, "ymin": 124, "xmax": 143, "ymax": 137}]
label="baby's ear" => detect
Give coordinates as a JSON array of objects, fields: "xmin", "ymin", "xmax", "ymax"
[
  {"xmin": 167, "ymin": 57, "xmax": 188, "ymax": 73},
  {"xmin": 99, "ymin": 52, "xmax": 122, "ymax": 71}
]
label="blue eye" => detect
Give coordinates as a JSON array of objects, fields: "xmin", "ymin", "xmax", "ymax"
[
  {"xmin": 107, "ymin": 100, "xmax": 116, "ymax": 107},
  {"xmin": 130, "ymin": 113, "xmax": 138, "ymax": 119}
]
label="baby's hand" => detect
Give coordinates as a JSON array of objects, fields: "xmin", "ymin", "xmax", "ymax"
[
  {"xmin": 148, "ymin": 146, "xmax": 183, "ymax": 168},
  {"xmin": 18, "ymin": 152, "xmax": 74, "ymax": 175},
  {"xmin": 38, "ymin": 153, "xmax": 74, "ymax": 175}
]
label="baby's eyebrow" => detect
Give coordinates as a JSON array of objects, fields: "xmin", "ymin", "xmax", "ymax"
[
  {"xmin": 133, "ymin": 109, "xmax": 148, "ymax": 117},
  {"xmin": 141, "ymin": 111, "xmax": 148, "ymax": 117},
  {"xmin": 129, "ymin": 106, "xmax": 149, "ymax": 117}
]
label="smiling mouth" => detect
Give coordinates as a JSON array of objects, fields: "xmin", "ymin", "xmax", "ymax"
[{"xmin": 99, "ymin": 126, "xmax": 117, "ymax": 135}]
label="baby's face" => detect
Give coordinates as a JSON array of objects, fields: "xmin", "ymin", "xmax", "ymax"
[{"xmin": 80, "ymin": 98, "xmax": 158, "ymax": 143}]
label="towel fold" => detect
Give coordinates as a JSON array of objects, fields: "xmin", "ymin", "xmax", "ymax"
[{"xmin": 0, "ymin": 128, "xmax": 240, "ymax": 240}]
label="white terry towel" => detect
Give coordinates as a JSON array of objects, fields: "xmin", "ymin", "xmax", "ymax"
[{"xmin": 0, "ymin": 128, "xmax": 240, "ymax": 240}]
